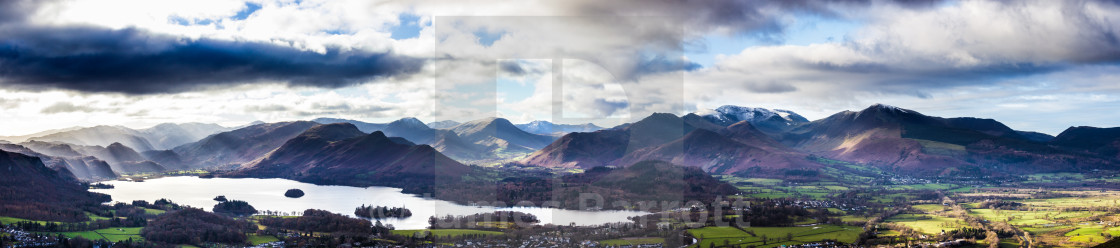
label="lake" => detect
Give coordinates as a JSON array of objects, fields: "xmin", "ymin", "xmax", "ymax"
[{"xmin": 90, "ymin": 176, "xmax": 646, "ymax": 229}]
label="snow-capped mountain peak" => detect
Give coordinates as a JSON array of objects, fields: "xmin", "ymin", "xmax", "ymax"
[
  {"xmin": 390, "ymin": 117, "xmax": 427, "ymax": 128},
  {"xmin": 696, "ymin": 105, "xmax": 809, "ymax": 132},
  {"xmin": 708, "ymin": 105, "xmax": 808, "ymax": 124}
]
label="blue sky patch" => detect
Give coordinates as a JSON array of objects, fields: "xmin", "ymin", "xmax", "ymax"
[
  {"xmin": 390, "ymin": 13, "xmax": 423, "ymax": 40},
  {"xmin": 474, "ymin": 29, "xmax": 506, "ymax": 47},
  {"xmin": 233, "ymin": 2, "xmax": 262, "ymax": 20}
]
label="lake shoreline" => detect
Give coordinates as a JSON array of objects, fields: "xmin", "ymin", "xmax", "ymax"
[{"xmin": 91, "ymin": 176, "xmax": 647, "ymax": 229}]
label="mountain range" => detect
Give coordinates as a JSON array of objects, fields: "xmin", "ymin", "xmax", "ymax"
[
  {"xmin": 1, "ymin": 104, "xmax": 1118, "ymax": 183},
  {"xmin": 525, "ymin": 104, "xmax": 1119, "ymax": 176},
  {"xmin": 227, "ymin": 123, "xmax": 470, "ymax": 193},
  {"xmin": 313, "ymin": 117, "xmax": 556, "ymax": 162},
  {"xmin": 521, "ymin": 112, "xmax": 819, "ymax": 174},
  {"xmin": 514, "ymin": 121, "xmax": 603, "ymax": 136},
  {"xmin": 779, "ymin": 104, "xmax": 1113, "ymax": 174}
]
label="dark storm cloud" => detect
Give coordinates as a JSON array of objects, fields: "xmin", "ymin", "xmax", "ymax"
[
  {"xmin": 0, "ymin": 25, "xmax": 425, "ymax": 94},
  {"xmin": 569, "ymin": 0, "xmax": 950, "ymax": 39},
  {"xmin": 799, "ymin": 56, "xmax": 1068, "ymax": 92}
]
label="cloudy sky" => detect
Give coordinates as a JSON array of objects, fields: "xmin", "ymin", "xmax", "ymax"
[{"xmin": 1, "ymin": 0, "xmax": 1118, "ymax": 136}]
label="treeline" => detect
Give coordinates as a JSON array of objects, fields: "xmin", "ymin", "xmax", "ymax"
[
  {"xmin": 212, "ymin": 200, "xmax": 257, "ymax": 216},
  {"xmin": 13, "ymin": 202, "xmax": 158, "ymax": 232},
  {"xmin": 354, "ymin": 205, "xmax": 412, "ymax": 219},
  {"xmin": 130, "ymin": 199, "xmax": 182, "ymax": 211},
  {"xmin": 87, "ymin": 183, "xmax": 114, "ymax": 189},
  {"xmin": 259, "ymin": 209, "xmax": 371, "ymax": 234},
  {"xmin": 428, "ymin": 211, "xmax": 539, "ymax": 229},
  {"xmin": 440, "ymin": 161, "xmax": 739, "ymax": 211},
  {"xmin": 140, "ymin": 208, "xmax": 255, "ymax": 245},
  {"xmin": 945, "ymin": 227, "xmax": 1016, "ymax": 240},
  {"xmin": 13, "ymin": 216, "xmax": 146, "ymax": 233},
  {"xmin": 979, "ymin": 200, "xmax": 1024, "ymax": 210},
  {"xmin": 0, "ymin": 203, "xmax": 92, "ymax": 223}
]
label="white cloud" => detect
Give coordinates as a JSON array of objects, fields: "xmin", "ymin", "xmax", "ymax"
[{"xmin": 2, "ymin": 0, "xmax": 1119, "ymax": 135}]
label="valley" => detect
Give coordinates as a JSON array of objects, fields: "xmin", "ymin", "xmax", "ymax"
[{"xmin": 1, "ymin": 104, "xmax": 1119, "ymax": 247}]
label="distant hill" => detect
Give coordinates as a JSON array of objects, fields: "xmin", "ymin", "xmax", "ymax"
[
  {"xmin": 619, "ymin": 122, "xmax": 820, "ymax": 175},
  {"xmin": 308, "ymin": 117, "xmax": 561, "ymax": 162},
  {"xmin": 0, "ymin": 127, "xmax": 84, "ymax": 143},
  {"xmin": 523, "ymin": 112, "xmax": 818, "ymax": 174},
  {"xmin": 312, "ymin": 117, "xmax": 386, "ymax": 133},
  {"xmin": 783, "ymin": 104, "xmax": 1113, "ymax": 174},
  {"xmin": 0, "ymin": 143, "xmax": 114, "ymax": 180},
  {"xmin": 18, "ymin": 140, "xmax": 167, "ymax": 175},
  {"xmin": 427, "ymin": 120, "xmax": 461, "ymax": 129},
  {"xmin": 448, "ymin": 117, "xmax": 558, "ymax": 160},
  {"xmin": 171, "ymin": 121, "xmax": 318, "ymax": 169},
  {"xmin": 382, "ymin": 117, "xmax": 437, "ymax": 144},
  {"xmin": 1016, "ymin": 130, "xmax": 1055, "ymax": 143},
  {"xmin": 696, "ymin": 105, "xmax": 809, "ymax": 134},
  {"xmin": 0, "ymin": 123, "xmax": 230, "ymax": 168},
  {"xmin": 312, "ymin": 117, "xmax": 440, "ymax": 145},
  {"xmin": 515, "ymin": 121, "xmax": 603, "ymax": 136},
  {"xmin": 138, "ymin": 123, "xmax": 233, "ymax": 150},
  {"xmin": 229, "ymin": 124, "xmax": 470, "ymax": 194},
  {"xmin": 521, "ymin": 113, "xmax": 717, "ymax": 169},
  {"xmin": 1051, "ymin": 126, "xmax": 1120, "ymax": 160},
  {"xmin": 30, "ymin": 125, "xmax": 156, "ymax": 151}
]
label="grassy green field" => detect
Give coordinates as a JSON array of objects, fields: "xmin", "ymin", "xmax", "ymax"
[
  {"xmin": 884, "ymin": 214, "xmax": 966, "ymax": 234},
  {"xmin": 143, "ymin": 208, "xmax": 167, "ymax": 215},
  {"xmin": 390, "ymin": 229, "xmax": 504, "ymax": 238},
  {"xmin": 1021, "ymin": 226, "xmax": 1070, "ymax": 235},
  {"xmin": 50, "ymin": 227, "xmax": 144, "ymax": 242},
  {"xmin": 687, "ymin": 225, "xmax": 860, "ymax": 248},
  {"xmin": 599, "ymin": 237, "xmax": 664, "ymax": 245},
  {"xmin": 85, "ymin": 213, "xmax": 112, "ymax": 221},
  {"xmin": 840, "ymin": 215, "xmax": 871, "ymax": 223},
  {"xmin": 247, "ymin": 234, "xmax": 280, "ymax": 245},
  {"xmin": 967, "ymin": 209, "xmax": 1061, "ymax": 226},
  {"xmin": 0, "ymin": 216, "xmax": 39, "ymax": 225},
  {"xmin": 1065, "ymin": 226, "xmax": 1120, "ymax": 238},
  {"xmin": 912, "ymin": 204, "xmax": 947, "ymax": 213},
  {"xmin": 1022, "ymin": 196, "xmax": 1120, "ymax": 209}
]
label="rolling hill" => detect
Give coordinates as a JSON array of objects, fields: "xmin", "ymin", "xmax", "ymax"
[
  {"xmin": 1051, "ymin": 126, "xmax": 1120, "ymax": 160},
  {"xmin": 30, "ymin": 125, "xmax": 157, "ymax": 151},
  {"xmin": 619, "ymin": 121, "xmax": 820, "ymax": 175},
  {"xmin": 783, "ymin": 104, "xmax": 1114, "ymax": 174},
  {"xmin": 522, "ymin": 113, "xmax": 744, "ymax": 170},
  {"xmin": 229, "ymin": 123, "xmax": 470, "ymax": 194},
  {"xmin": 170, "ymin": 121, "xmax": 319, "ymax": 169}
]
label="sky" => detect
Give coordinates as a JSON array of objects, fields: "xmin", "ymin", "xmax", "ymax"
[{"xmin": 1, "ymin": 0, "xmax": 1119, "ymax": 136}]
